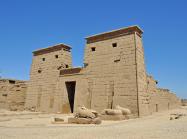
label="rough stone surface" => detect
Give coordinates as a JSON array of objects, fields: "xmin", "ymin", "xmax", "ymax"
[
  {"xmin": 75, "ymin": 106, "xmax": 98, "ymax": 119},
  {"xmin": 101, "ymin": 109, "xmax": 123, "ymax": 115},
  {"xmin": 24, "ymin": 44, "xmax": 72, "ymax": 113},
  {"xmin": 0, "ymin": 79, "xmax": 27, "ymax": 111},
  {"xmin": 23, "ymin": 25, "xmax": 181, "ymax": 117},
  {"xmin": 114, "ymin": 105, "xmax": 131, "ymax": 115},
  {"xmin": 147, "ymin": 76, "xmax": 180, "ymax": 115},
  {"xmin": 68, "ymin": 117, "xmax": 101, "ymax": 124},
  {"xmin": 181, "ymin": 99, "xmax": 187, "ymax": 106}
]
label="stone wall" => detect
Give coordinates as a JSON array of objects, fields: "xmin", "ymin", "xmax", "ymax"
[
  {"xmin": 48, "ymin": 27, "xmax": 142, "ymax": 116},
  {"xmin": 84, "ymin": 32, "xmax": 140, "ymax": 117},
  {"xmin": 24, "ymin": 25, "xmax": 181, "ymax": 116},
  {"xmin": 25, "ymin": 44, "xmax": 72, "ymax": 112},
  {"xmin": 54, "ymin": 69, "xmax": 90, "ymax": 113},
  {"xmin": 147, "ymin": 76, "xmax": 180, "ymax": 114},
  {"xmin": 149, "ymin": 89, "xmax": 180, "ymax": 114},
  {"xmin": 135, "ymin": 33, "xmax": 150, "ymax": 116},
  {"xmin": 0, "ymin": 79, "xmax": 27, "ymax": 111},
  {"xmin": 181, "ymin": 99, "xmax": 187, "ymax": 106}
]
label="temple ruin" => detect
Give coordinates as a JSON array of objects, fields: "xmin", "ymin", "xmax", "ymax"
[
  {"xmin": 0, "ymin": 25, "xmax": 180, "ymax": 117},
  {"xmin": 0, "ymin": 79, "xmax": 27, "ymax": 111},
  {"xmin": 23, "ymin": 25, "xmax": 180, "ymax": 117}
]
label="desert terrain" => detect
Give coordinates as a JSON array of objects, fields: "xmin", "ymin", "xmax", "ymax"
[{"xmin": 0, "ymin": 107, "xmax": 187, "ymax": 139}]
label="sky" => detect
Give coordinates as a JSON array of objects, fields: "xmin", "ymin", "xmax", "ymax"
[{"xmin": 0, "ymin": 0, "xmax": 186, "ymax": 98}]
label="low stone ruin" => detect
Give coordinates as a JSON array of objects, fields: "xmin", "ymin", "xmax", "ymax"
[
  {"xmin": 0, "ymin": 79, "xmax": 27, "ymax": 111},
  {"xmin": 51, "ymin": 106, "xmax": 131, "ymax": 125},
  {"xmin": 100, "ymin": 105, "xmax": 131, "ymax": 121},
  {"xmin": 68, "ymin": 106, "xmax": 102, "ymax": 125},
  {"xmin": 181, "ymin": 99, "xmax": 187, "ymax": 106},
  {"xmin": 170, "ymin": 113, "xmax": 186, "ymax": 120}
]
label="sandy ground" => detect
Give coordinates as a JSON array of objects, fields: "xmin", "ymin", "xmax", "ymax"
[{"xmin": 0, "ymin": 107, "xmax": 187, "ymax": 139}]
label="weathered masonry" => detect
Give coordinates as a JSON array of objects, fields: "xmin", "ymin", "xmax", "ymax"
[
  {"xmin": 0, "ymin": 79, "xmax": 27, "ymax": 111},
  {"xmin": 25, "ymin": 25, "xmax": 180, "ymax": 117},
  {"xmin": 25, "ymin": 44, "xmax": 72, "ymax": 112},
  {"xmin": 181, "ymin": 99, "xmax": 187, "ymax": 106}
]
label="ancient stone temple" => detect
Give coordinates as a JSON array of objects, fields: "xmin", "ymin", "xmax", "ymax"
[
  {"xmin": 24, "ymin": 25, "xmax": 180, "ymax": 117},
  {"xmin": 25, "ymin": 44, "xmax": 72, "ymax": 112}
]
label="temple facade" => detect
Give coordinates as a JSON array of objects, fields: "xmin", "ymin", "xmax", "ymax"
[{"xmin": 24, "ymin": 26, "xmax": 180, "ymax": 117}]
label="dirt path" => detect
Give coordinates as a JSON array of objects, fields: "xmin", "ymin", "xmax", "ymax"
[{"xmin": 0, "ymin": 107, "xmax": 187, "ymax": 139}]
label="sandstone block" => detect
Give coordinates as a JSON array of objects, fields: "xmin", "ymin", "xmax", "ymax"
[
  {"xmin": 114, "ymin": 105, "xmax": 131, "ymax": 115},
  {"xmin": 68, "ymin": 117, "xmax": 102, "ymax": 124},
  {"xmin": 101, "ymin": 109, "xmax": 123, "ymax": 115}
]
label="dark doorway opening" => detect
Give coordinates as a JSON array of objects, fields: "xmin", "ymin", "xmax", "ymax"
[
  {"xmin": 156, "ymin": 104, "xmax": 158, "ymax": 112},
  {"xmin": 65, "ymin": 81, "xmax": 76, "ymax": 113}
]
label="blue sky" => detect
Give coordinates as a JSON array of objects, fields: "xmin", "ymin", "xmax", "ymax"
[{"xmin": 0, "ymin": 0, "xmax": 186, "ymax": 98}]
